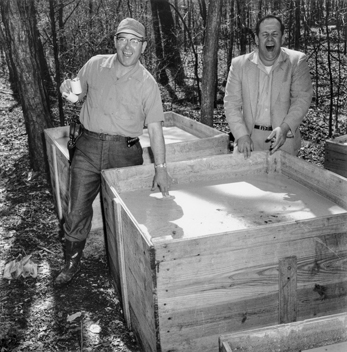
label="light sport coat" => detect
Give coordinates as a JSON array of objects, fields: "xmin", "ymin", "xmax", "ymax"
[{"xmin": 224, "ymin": 47, "xmax": 313, "ymax": 154}]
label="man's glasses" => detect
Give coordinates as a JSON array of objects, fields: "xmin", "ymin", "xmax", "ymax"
[{"xmin": 116, "ymin": 37, "xmax": 145, "ymax": 47}]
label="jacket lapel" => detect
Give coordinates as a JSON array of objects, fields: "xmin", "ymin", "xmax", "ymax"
[
  {"xmin": 271, "ymin": 54, "xmax": 287, "ymax": 108},
  {"xmin": 247, "ymin": 56, "xmax": 259, "ymax": 120}
]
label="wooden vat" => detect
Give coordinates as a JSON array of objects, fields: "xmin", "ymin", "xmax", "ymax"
[
  {"xmin": 325, "ymin": 134, "xmax": 347, "ymax": 178},
  {"xmin": 44, "ymin": 111, "xmax": 229, "ymax": 233},
  {"xmin": 101, "ymin": 151, "xmax": 347, "ymax": 352},
  {"xmin": 219, "ymin": 312, "xmax": 347, "ymax": 352}
]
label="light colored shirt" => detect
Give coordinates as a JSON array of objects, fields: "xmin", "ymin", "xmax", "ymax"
[
  {"xmin": 252, "ymin": 50, "xmax": 284, "ymax": 127},
  {"xmin": 76, "ymin": 54, "xmax": 164, "ymax": 137}
]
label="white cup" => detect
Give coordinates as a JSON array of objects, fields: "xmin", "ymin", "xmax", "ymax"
[
  {"xmin": 71, "ymin": 78, "xmax": 82, "ymax": 95},
  {"xmin": 62, "ymin": 91, "xmax": 79, "ymax": 103}
]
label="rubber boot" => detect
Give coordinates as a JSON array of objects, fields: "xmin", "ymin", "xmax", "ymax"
[{"xmin": 54, "ymin": 239, "xmax": 86, "ymax": 286}]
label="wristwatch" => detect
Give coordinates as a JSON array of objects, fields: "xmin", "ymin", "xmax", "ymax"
[{"xmin": 154, "ymin": 163, "xmax": 167, "ymax": 169}]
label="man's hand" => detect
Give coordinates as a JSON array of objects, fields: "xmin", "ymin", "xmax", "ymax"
[
  {"xmin": 60, "ymin": 79, "xmax": 72, "ymax": 95},
  {"xmin": 236, "ymin": 135, "xmax": 253, "ymax": 159},
  {"xmin": 265, "ymin": 122, "xmax": 290, "ymax": 154},
  {"xmin": 151, "ymin": 166, "xmax": 172, "ymax": 197}
]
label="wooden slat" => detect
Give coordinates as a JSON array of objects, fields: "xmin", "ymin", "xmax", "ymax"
[
  {"xmin": 52, "ymin": 145, "xmax": 63, "ymax": 221},
  {"xmin": 303, "ymin": 341, "xmax": 347, "ymax": 351},
  {"xmin": 280, "ymin": 152, "xmax": 347, "ymax": 209},
  {"xmin": 279, "ymin": 256, "xmax": 297, "ymax": 324},
  {"xmin": 119, "ymin": 205, "xmax": 158, "ymax": 352},
  {"xmin": 219, "ymin": 312, "xmax": 347, "ymax": 352},
  {"xmin": 169, "ymin": 111, "xmax": 224, "ymax": 138},
  {"xmin": 221, "ymin": 341, "xmax": 233, "ymax": 352},
  {"xmin": 103, "ymin": 152, "xmax": 269, "ymax": 193},
  {"xmin": 325, "ymin": 139, "xmax": 347, "ymax": 178},
  {"xmin": 114, "ymin": 198, "xmax": 131, "ymax": 328},
  {"xmin": 142, "ymin": 134, "xmax": 230, "ymax": 164}
]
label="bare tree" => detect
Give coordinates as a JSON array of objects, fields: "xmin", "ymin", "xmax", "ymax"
[
  {"xmin": 294, "ymin": 0, "xmax": 301, "ymax": 50},
  {"xmin": 49, "ymin": 0, "xmax": 64, "ymax": 126},
  {"xmin": 201, "ymin": 0, "xmax": 222, "ymax": 126},
  {"xmin": 150, "ymin": 0, "xmax": 184, "ymax": 85},
  {"xmin": 0, "ymin": 0, "xmax": 52, "ymax": 173},
  {"xmin": 325, "ymin": 0, "xmax": 334, "ymax": 137}
]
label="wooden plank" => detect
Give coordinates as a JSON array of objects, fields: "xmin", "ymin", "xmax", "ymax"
[
  {"xmin": 158, "ymin": 293, "xmax": 279, "ymax": 352},
  {"xmin": 221, "ymin": 341, "xmax": 232, "ymax": 352},
  {"xmin": 142, "ymin": 134, "xmax": 229, "ymax": 164},
  {"xmin": 119, "ymin": 205, "xmax": 158, "ymax": 352},
  {"xmin": 325, "ymin": 141, "xmax": 347, "ymax": 177},
  {"xmin": 54, "ymin": 143, "xmax": 70, "ymax": 218},
  {"xmin": 219, "ymin": 312, "xmax": 347, "ymax": 352},
  {"xmin": 279, "ymin": 256, "xmax": 297, "ymax": 324},
  {"xmin": 280, "ymin": 152, "xmax": 347, "ymax": 209},
  {"xmin": 114, "ymin": 198, "xmax": 131, "ymax": 328},
  {"xmin": 52, "ymin": 145, "xmax": 63, "ymax": 221},
  {"xmin": 170, "ymin": 111, "xmax": 224, "ymax": 138},
  {"xmin": 103, "ymin": 152, "xmax": 269, "ymax": 193},
  {"xmin": 152, "ymin": 212, "xmax": 347, "ymax": 260},
  {"xmin": 303, "ymin": 341, "xmax": 347, "ymax": 352},
  {"xmin": 44, "ymin": 125, "xmax": 69, "ymax": 140}
]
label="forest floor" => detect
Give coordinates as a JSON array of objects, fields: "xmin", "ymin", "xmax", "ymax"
[
  {"xmin": 0, "ymin": 68, "xmax": 140, "ymax": 350},
  {"xmin": 1, "ymin": 62, "xmax": 347, "ymax": 352}
]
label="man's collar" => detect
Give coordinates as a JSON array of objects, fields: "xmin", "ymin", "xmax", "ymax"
[
  {"xmin": 100, "ymin": 54, "xmax": 143, "ymax": 82},
  {"xmin": 250, "ymin": 48, "xmax": 286, "ymax": 67}
]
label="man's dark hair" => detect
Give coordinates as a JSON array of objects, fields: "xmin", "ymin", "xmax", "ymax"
[{"xmin": 255, "ymin": 14, "xmax": 285, "ymax": 36}]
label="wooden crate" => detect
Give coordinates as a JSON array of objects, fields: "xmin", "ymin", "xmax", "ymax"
[
  {"xmin": 101, "ymin": 151, "xmax": 347, "ymax": 352},
  {"xmin": 44, "ymin": 111, "xmax": 229, "ymax": 234},
  {"xmin": 219, "ymin": 312, "xmax": 347, "ymax": 352},
  {"xmin": 325, "ymin": 134, "xmax": 347, "ymax": 178}
]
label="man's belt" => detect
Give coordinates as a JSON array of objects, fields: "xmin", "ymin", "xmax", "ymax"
[
  {"xmin": 83, "ymin": 128, "xmax": 139, "ymax": 147},
  {"xmin": 254, "ymin": 124, "xmax": 273, "ymax": 131}
]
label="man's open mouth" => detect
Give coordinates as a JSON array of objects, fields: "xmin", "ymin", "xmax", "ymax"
[{"xmin": 266, "ymin": 45, "xmax": 275, "ymax": 52}]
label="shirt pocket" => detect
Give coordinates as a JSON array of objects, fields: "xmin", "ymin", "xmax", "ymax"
[
  {"xmin": 117, "ymin": 96, "xmax": 143, "ymax": 120},
  {"xmin": 87, "ymin": 84, "xmax": 102, "ymax": 108}
]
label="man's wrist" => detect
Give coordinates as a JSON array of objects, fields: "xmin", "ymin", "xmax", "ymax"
[
  {"xmin": 154, "ymin": 162, "xmax": 167, "ymax": 169},
  {"xmin": 280, "ymin": 122, "xmax": 290, "ymax": 135}
]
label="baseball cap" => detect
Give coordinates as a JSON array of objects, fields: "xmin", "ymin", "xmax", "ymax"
[{"xmin": 116, "ymin": 18, "xmax": 146, "ymax": 38}]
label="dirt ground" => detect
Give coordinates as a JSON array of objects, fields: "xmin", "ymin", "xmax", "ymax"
[{"xmin": 0, "ymin": 68, "xmax": 140, "ymax": 350}]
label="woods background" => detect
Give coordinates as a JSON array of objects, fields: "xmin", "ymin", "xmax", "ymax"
[{"xmin": 0, "ymin": 0, "xmax": 346, "ymax": 172}]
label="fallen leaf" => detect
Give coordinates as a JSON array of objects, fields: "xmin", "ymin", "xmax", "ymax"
[
  {"xmin": 89, "ymin": 324, "xmax": 101, "ymax": 334},
  {"xmin": 67, "ymin": 312, "xmax": 82, "ymax": 322}
]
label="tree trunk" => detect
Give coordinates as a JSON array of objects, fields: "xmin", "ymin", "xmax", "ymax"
[
  {"xmin": 150, "ymin": 0, "xmax": 169, "ymax": 84},
  {"xmin": 49, "ymin": 0, "xmax": 65, "ymax": 126},
  {"xmin": 0, "ymin": 0, "xmax": 52, "ymax": 173},
  {"xmin": 226, "ymin": 0, "xmax": 235, "ymax": 73},
  {"xmin": 294, "ymin": 0, "xmax": 301, "ymax": 50},
  {"xmin": 236, "ymin": 0, "xmax": 247, "ymax": 55},
  {"xmin": 325, "ymin": 0, "xmax": 334, "ymax": 138},
  {"xmin": 150, "ymin": 0, "xmax": 184, "ymax": 85},
  {"xmin": 201, "ymin": 0, "xmax": 221, "ymax": 126}
]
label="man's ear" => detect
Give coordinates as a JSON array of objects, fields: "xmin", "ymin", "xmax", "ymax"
[
  {"xmin": 255, "ymin": 35, "xmax": 259, "ymax": 46},
  {"xmin": 141, "ymin": 41, "xmax": 147, "ymax": 54},
  {"xmin": 281, "ymin": 33, "xmax": 286, "ymax": 45}
]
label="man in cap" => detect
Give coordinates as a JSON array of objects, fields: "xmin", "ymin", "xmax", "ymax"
[{"xmin": 57, "ymin": 18, "xmax": 170, "ymax": 286}]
